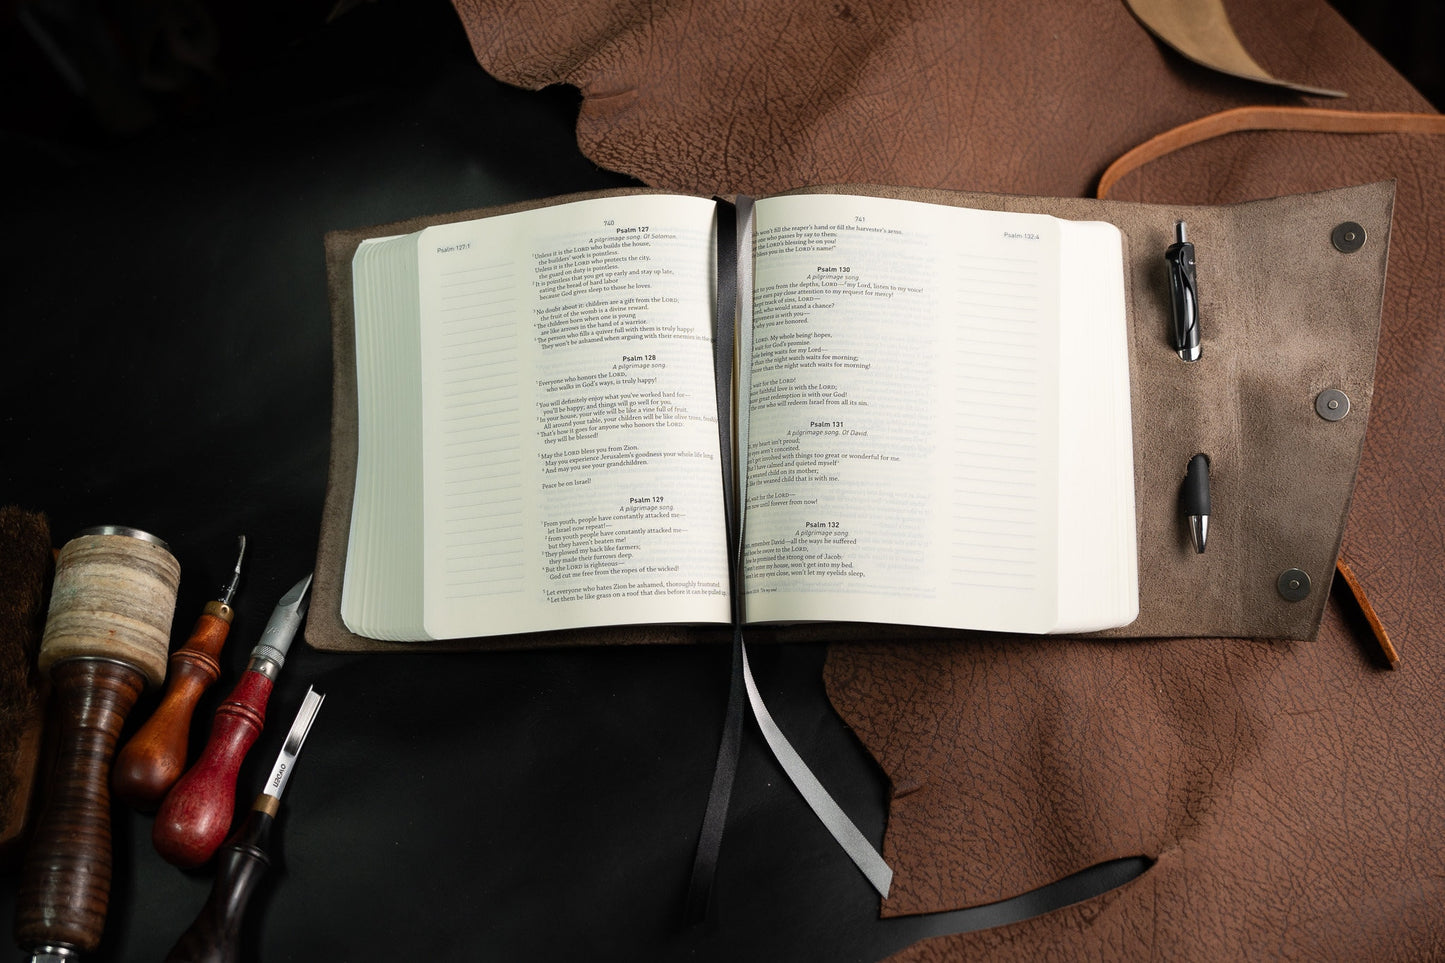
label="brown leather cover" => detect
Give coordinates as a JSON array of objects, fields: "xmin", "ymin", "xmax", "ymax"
[
  {"xmin": 444, "ymin": 0, "xmax": 1445, "ymax": 956},
  {"xmin": 310, "ymin": 182, "xmax": 1389, "ymax": 652}
]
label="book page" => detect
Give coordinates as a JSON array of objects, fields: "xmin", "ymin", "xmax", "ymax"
[
  {"xmin": 742, "ymin": 193, "xmax": 1065, "ymax": 633},
  {"xmin": 414, "ymin": 195, "xmax": 730, "ymax": 638},
  {"xmin": 1054, "ymin": 219, "xmax": 1137, "ymax": 632},
  {"xmin": 345, "ymin": 234, "xmax": 427, "ymax": 640}
]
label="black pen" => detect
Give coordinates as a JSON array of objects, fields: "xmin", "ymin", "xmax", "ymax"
[
  {"xmin": 1166, "ymin": 221, "xmax": 1200, "ymax": 362},
  {"xmin": 1182, "ymin": 453, "xmax": 1210, "ymax": 553}
]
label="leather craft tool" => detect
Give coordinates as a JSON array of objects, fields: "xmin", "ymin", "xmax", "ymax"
[
  {"xmin": 153, "ymin": 574, "xmax": 311, "ymax": 868},
  {"xmin": 115, "ymin": 537, "xmax": 246, "ymax": 809},
  {"xmin": 13, "ymin": 527, "xmax": 180, "ymax": 962},
  {"xmin": 164, "ymin": 686, "xmax": 324, "ymax": 963}
]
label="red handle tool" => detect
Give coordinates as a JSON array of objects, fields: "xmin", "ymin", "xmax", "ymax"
[{"xmin": 153, "ymin": 574, "xmax": 311, "ymax": 868}]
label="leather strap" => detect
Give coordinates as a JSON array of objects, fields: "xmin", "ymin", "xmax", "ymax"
[
  {"xmin": 1336, "ymin": 555, "xmax": 1399, "ymax": 668},
  {"xmin": 1097, "ymin": 106, "xmax": 1445, "ymax": 200}
]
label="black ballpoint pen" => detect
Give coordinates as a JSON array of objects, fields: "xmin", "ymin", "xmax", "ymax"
[
  {"xmin": 1166, "ymin": 221, "xmax": 1201, "ymax": 362},
  {"xmin": 1182, "ymin": 453, "xmax": 1210, "ymax": 553}
]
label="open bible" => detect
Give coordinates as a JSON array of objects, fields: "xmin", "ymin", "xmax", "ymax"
[{"xmin": 342, "ymin": 190, "xmax": 1137, "ymax": 641}]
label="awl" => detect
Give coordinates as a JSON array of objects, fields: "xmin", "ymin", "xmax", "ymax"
[
  {"xmin": 154, "ymin": 574, "xmax": 312, "ymax": 868},
  {"xmin": 115, "ymin": 536, "xmax": 247, "ymax": 809},
  {"xmin": 165, "ymin": 686, "xmax": 325, "ymax": 963}
]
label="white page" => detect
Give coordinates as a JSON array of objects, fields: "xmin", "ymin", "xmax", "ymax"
[
  {"xmin": 742, "ymin": 193, "xmax": 1065, "ymax": 633},
  {"xmin": 1054, "ymin": 219, "xmax": 1137, "ymax": 632},
  {"xmin": 412, "ymin": 195, "xmax": 731, "ymax": 638},
  {"xmin": 344, "ymin": 235, "xmax": 427, "ymax": 640}
]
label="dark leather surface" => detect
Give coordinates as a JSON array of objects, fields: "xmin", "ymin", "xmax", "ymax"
[{"xmin": 0, "ymin": 3, "xmax": 1121, "ymax": 959}]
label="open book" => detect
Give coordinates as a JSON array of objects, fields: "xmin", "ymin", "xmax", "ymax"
[{"xmin": 342, "ymin": 191, "xmax": 1137, "ymax": 641}]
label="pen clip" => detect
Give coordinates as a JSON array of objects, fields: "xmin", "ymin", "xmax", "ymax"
[{"xmin": 1166, "ymin": 221, "xmax": 1200, "ymax": 362}]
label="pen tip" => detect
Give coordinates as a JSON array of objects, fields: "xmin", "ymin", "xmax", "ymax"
[{"xmin": 1189, "ymin": 515, "xmax": 1208, "ymax": 554}]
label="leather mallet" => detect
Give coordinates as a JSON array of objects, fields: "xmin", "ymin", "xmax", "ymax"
[{"xmin": 13, "ymin": 527, "xmax": 180, "ymax": 962}]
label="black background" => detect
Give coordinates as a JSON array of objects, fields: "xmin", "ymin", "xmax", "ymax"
[{"xmin": 0, "ymin": 0, "xmax": 1432, "ymax": 960}]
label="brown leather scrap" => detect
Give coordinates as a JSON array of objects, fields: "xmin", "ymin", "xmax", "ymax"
[
  {"xmin": 0, "ymin": 508, "xmax": 51, "ymax": 867},
  {"xmin": 849, "ymin": 90, "xmax": 1445, "ymax": 963},
  {"xmin": 1123, "ymin": 0, "xmax": 1345, "ymax": 98},
  {"xmin": 454, "ymin": 0, "xmax": 1425, "ymax": 199},
  {"xmin": 450, "ymin": 0, "xmax": 1445, "ymax": 956}
]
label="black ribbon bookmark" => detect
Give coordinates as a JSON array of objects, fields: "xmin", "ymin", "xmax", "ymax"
[
  {"xmin": 709, "ymin": 197, "xmax": 739, "ymax": 549},
  {"xmin": 685, "ymin": 198, "xmax": 744, "ymax": 926},
  {"xmin": 683, "ymin": 625, "xmax": 746, "ymax": 925},
  {"xmin": 685, "ymin": 197, "xmax": 892, "ymax": 923}
]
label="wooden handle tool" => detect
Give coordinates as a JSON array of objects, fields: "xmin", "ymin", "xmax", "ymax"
[
  {"xmin": 165, "ymin": 687, "xmax": 324, "ymax": 963},
  {"xmin": 153, "ymin": 574, "xmax": 311, "ymax": 868},
  {"xmin": 114, "ymin": 537, "xmax": 246, "ymax": 809},
  {"xmin": 14, "ymin": 527, "xmax": 180, "ymax": 961}
]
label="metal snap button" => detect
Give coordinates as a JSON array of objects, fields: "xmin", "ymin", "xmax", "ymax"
[
  {"xmin": 1277, "ymin": 568, "xmax": 1312, "ymax": 602},
  {"xmin": 1315, "ymin": 388, "xmax": 1350, "ymax": 421},
  {"xmin": 1331, "ymin": 221, "xmax": 1366, "ymax": 253}
]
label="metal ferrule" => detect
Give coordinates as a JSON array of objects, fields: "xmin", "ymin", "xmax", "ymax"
[
  {"xmin": 27, "ymin": 945, "xmax": 82, "ymax": 962},
  {"xmin": 202, "ymin": 599, "xmax": 236, "ymax": 623},
  {"xmin": 58, "ymin": 655, "xmax": 146, "ymax": 676},
  {"xmin": 246, "ymin": 653, "xmax": 285, "ymax": 681},
  {"xmin": 247, "ymin": 610, "xmax": 303, "ymax": 671},
  {"xmin": 75, "ymin": 525, "xmax": 169, "ymax": 550}
]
